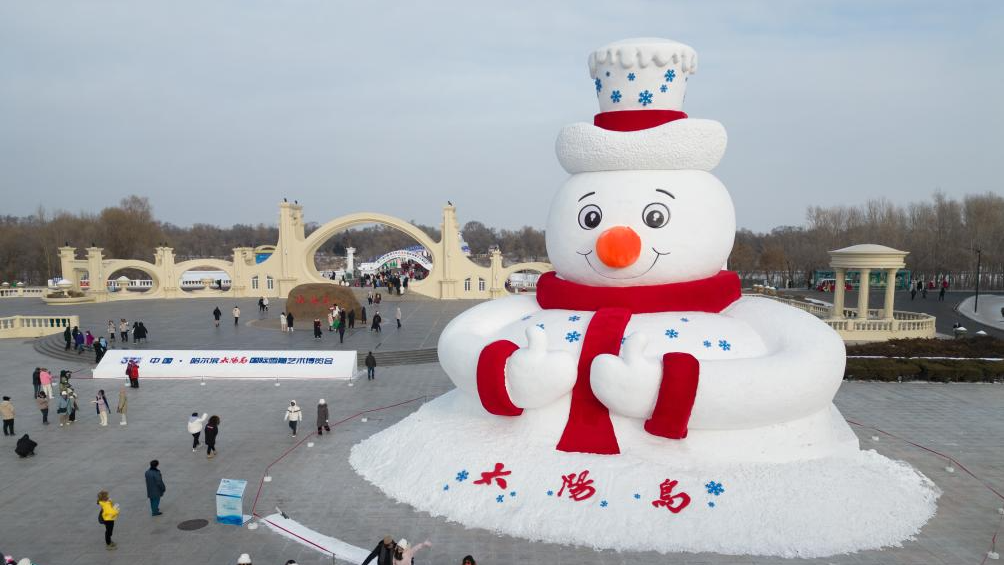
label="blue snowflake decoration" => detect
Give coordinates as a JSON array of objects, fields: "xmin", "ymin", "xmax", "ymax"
[
  {"xmin": 627, "ymin": 72, "xmax": 636, "ymax": 81},
  {"xmin": 510, "ymin": 491, "xmax": 517, "ymax": 497},
  {"xmin": 610, "ymin": 90, "xmax": 622, "ymax": 103},
  {"xmin": 568, "ymin": 315, "xmax": 581, "ymax": 322},
  {"xmin": 547, "ymin": 490, "xmax": 554, "ymax": 497},
  {"xmin": 605, "ymin": 71, "xmax": 610, "ymax": 77},
  {"xmin": 665, "ymin": 329, "xmax": 679, "ymax": 339},
  {"xmin": 680, "ymin": 317, "xmax": 690, "ymax": 322},
  {"xmin": 600, "ymin": 500, "xmax": 608, "ymax": 508},
  {"xmin": 705, "ymin": 481, "xmax": 725, "ymax": 496},
  {"xmin": 536, "ymin": 323, "xmax": 545, "ymax": 329},
  {"xmin": 665, "ymin": 69, "xmax": 676, "ymax": 82},
  {"xmin": 659, "ymin": 84, "xmax": 668, "ymax": 93},
  {"xmin": 565, "ymin": 330, "xmax": 582, "ymax": 343},
  {"xmin": 594, "ymin": 78, "xmax": 602, "ymax": 93},
  {"xmin": 708, "ymin": 501, "xmax": 716, "ymax": 508},
  {"xmin": 638, "ymin": 90, "xmax": 653, "ymax": 107},
  {"xmin": 703, "ymin": 340, "xmax": 712, "ymax": 348},
  {"xmin": 496, "ymin": 495, "xmax": 504, "ymax": 503},
  {"xmin": 633, "ymin": 493, "xmax": 641, "ymax": 499},
  {"xmin": 456, "ymin": 470, "xmax": 469, "ymax": 482},
  {"xmin": 520, "ymin": 315, "xmax": 532, "ymax": 321},
  {"xmin": 443, "ymin": 484, "xmax": 450, "ymax": 491},
  {"xmin": 718, "ymin": 340, "xmax": 731, "ymax": 351}
]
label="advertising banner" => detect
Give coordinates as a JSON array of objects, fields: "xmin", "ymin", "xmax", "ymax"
[
  {"xmin": 216, "ymin": 478, "xmax": 247, "ymax": 525},
  {"xmin": 93, "ymin": 350, "xmax": 356, "ymax": 380}
]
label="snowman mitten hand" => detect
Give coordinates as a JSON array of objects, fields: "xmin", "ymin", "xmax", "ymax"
[
  {"xmin": 505, "ymin": 326, "xmax": 577, "ymax": 409},
  {"xmin": 590, "ymin": 332, "xmax": 662, "ymax": 418}
]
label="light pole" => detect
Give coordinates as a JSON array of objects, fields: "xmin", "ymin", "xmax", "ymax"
[{"xmin": 974, "ymin": 248, "xmax": 982, "ymax": 313}]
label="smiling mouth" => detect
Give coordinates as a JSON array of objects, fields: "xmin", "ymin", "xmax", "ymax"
[{"xmin": 577, "ymin": 248, "xmax": 669, "ymax": 280}]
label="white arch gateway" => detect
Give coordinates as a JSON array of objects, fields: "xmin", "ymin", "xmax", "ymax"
[
  {"xmin": 358, "ymin": 249, "xmax": 433, "ymax": 274},
  {"xmin": 52, "ymin": 202, "xmax": 551, "ymax": 302}
]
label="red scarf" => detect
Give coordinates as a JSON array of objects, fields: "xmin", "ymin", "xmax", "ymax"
[
  {"xmin": 535, "ymin": 270, "xmax": 741, "ymax": 313},
  {"xmin": 477, "ymin": 271, "xmax": 741, "ymax": 455}
]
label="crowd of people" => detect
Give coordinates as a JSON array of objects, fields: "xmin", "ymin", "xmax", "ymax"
[{"xmin": 59, "ymin": 319, "xmax": 150, "ymax": 364}]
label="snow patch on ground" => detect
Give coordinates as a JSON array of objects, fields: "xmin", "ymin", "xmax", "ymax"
[
  {"xmin": 350, "ymin": 392, "xmax": 939, "ymax": 559},
  {"xmin": 261, "ymin": 513, "xmax": 369, "ymax": 562},
  {"xmin": 959, "ymin": 295, "xmax": 1004, "ymax": 331}
]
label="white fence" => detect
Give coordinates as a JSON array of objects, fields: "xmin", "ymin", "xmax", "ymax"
[
  {"xmin": 0, "ymin": 287, "xmax": 47, "ymax": 298},
  {"xmin": 0, "ymin": 315, "xmax": 80, "ymax": 338}
]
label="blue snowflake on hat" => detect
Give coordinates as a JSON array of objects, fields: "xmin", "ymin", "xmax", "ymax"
[
  {"xmin": 594, "ymin": 78, "xmax": 602, "ymax": 93},
  {"xmin": 610, "ymin": 90, "xmax": 622, "ymax": 103},
  {"xmin": 638, "ymin": 90, "xmax": 654, "ymax": 107},
  {"xmin": 664, "ymin": 69, "xmax": 676, "ymax": 82}
]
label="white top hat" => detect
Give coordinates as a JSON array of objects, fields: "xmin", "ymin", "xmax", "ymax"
[{"xmin": 556, "ymin": 38, "xmax": 727, "ymax": 174}]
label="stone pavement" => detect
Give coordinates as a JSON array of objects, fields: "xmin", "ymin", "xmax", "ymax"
[{"xmin": 0, "ymin": 295, "xmax": 1003, "ymax": 564}]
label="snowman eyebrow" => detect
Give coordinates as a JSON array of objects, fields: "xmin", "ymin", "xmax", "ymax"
[
  {"xmin": 577, "ymin": 192, "xmax": 596, "ymax": 202},
  {"xmin": 656, "ymin": 189, "xmax": 675, "ymax": 199}
]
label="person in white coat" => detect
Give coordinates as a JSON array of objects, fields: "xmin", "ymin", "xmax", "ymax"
[
  {"xmin": 188, "ymin": 412, "xmax": 208, "ymax": 452},
  {"xmin": 284, "ymin": 401, "xmax": 302, "ymax": 437},
  {"xmin": 232, "ymin": 306, "xmax": 241, "ymax": 326}
]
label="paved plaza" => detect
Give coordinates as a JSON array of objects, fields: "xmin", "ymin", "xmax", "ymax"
[{"xmin": 0, "ymin": 295, "xmax": 1003, "ymax": 564}]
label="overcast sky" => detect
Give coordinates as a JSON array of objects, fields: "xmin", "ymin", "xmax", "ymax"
[{"xmin": 1, "ymin": 1, "xmax": 1001, "ymax": 233}]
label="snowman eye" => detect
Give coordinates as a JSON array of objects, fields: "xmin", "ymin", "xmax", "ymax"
[
  {"xmin": 578, "ymin": 204, "xmax": 602, "ymax": 230},
  {"xmin": 642, "ymin": 202, "xmax": 671, "ymax": 228}
]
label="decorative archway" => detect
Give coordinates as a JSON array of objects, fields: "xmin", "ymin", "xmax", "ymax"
[
  {"xmin": 104, "ymin": 261, "xmax": 162, "ymax": 297},
  {"xmin": 175, "ymin": 259, "xmax": 235, "ymax": 293}
]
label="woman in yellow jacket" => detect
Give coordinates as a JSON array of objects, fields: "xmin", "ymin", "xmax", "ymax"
[{"xmin": 97, "ymin": 490, "xmax": 119, "ymax": 549}]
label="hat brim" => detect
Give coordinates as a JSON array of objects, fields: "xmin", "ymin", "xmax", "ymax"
[{"xmin": 555, "ymin": 118, "xmax": 726, "ymax": 174}]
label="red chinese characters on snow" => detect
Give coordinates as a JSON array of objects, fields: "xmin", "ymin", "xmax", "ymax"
[
  {"xmin": 295, "ymin": 295, "xmax": 306, "ymax": 304},
  {"xmin": 557, "ymin": 470, "xmax": 596, "ymax": 501},
  {"xmin": 651, "ymin": 479, "xmax": 690, "ymax": 513},
  {"xmin": 473, "ymin": 463, "xmax": 511, "ymax": 490}
]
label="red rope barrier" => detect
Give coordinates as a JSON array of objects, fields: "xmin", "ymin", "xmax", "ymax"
[{"xmin": 249, "ymin": 395, "xmax": 427, "ymax": 517}]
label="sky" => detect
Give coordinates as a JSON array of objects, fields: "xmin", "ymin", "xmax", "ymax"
[{"xmin": 1, "ymin": 1, "xmax": 1001, "ymax": 233}]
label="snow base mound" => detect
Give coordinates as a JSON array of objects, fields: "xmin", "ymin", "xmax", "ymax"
[{"xmin": 350, "ymin": 391, "xmax": 939, "ymax": 559}]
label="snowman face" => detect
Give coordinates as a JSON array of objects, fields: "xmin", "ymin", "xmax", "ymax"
[{"xmin": 545, "ymin": 170, "xmax": 735, "ymax": 287}]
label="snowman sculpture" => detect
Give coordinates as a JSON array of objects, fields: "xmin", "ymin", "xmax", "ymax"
[{"xmin": 352, "ymin": 38, "xmax": 937, "ymax": 558}]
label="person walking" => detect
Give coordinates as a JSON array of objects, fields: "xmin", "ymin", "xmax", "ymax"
[
  {"xmin": 85, "ymin": 330, "xmax": 95, "ymax": 350},
  {"xmin": 367, "ymin": 290, "xmax": 374, "ymax": 305},
  {"xmin": 36, "ymin": 392, "xmax": 49, "ymax": 425},
  {"xmin": 232, "ymin": 306, "xmax": 241, "ymax": 326},
  {"xmin": 257, "ymin": 297, "xmax": 265, "ymax": 313},
  {"xmin": 97, "ymin": 490, "xmax": 119, "ymax": 550},
  {"xmin": 280, "ymin": 311, "xmax": 288, "ymax": 332},
  {"xmin": 284, "ymin": 401, "xmax": 303, "ymax": 437},
  {"xmin": 262, "ymin": 296, "xmax": 269, "ymax": 312},
  {"xmin": 119, "ymin": 319, "xmax": 129, "ymax": 342},
  {"xmin": 63, "ymin": 325, "xmax": 72, "ymax": 350},
  {"xmin": 371, "ymin": 311, "xmax": 382, "ymax": 333},
  {"xmin": 32, "ymin": 368, "xmax": 41, "ymax": 397},
  {"xmin": 93, "ymin": 390, "xmax": 110, "ymax": 426},
  {"xmin": 286, "ymin": 311, "xmax": 294, "ymax": 332},
  {"xmin": 362, "ymin": 536, "xmax": 397, "ymax": 565},
  {"xmin": 68, "ymin": 390, "xmax": 80, "ymax": 424},
  {"xmin": 395, "ymin": 307, "xmax": 402, "ymax": 329},
  {"xmin": 393, "ymin": 539, "xmax": 431, "ymax": 565},
  {"xmin": 145, "ymin": 460, "xmax": 166, "ymax": 516},
  {"xmin": 58, "ymin": 390, "xmax": 71, "ymax": 427},
  {"xmin": 337, "ymin": 315, "xmax": 346, "ymax": 344},
  {"xmin": 116, "ymin": 385, "xmax": 128, "ymax": 425},
  {"xmin": 360, "ymin": 306, "xmax": 367, "ymax": 325},
  {"xmin": 316, "ymin": 399, "xmax": 330, "ymax": 436},
  {"xmin": 107, "ymin": 320, "xmax": 116, "ymax": 342},
  {"xmin": 205, "ymin": 415, "xmax": 220, "ymax": 459},
  {"xmin": 189, "ymin": 412, "xmax": 208, "ymax": 451},
  {"xmin": 939, "ymin": 286, "xmax": 946, "ymax": 302},
  {"xmin": 39, "ymin": 368, "xmax": 53, "ymax": 399},
  {"xmin": 348, "ymin": 308, "xmax": 355, "ymax": 329},
  {"xmin": 327, "ymin": 309, "xmax": 335, "ymax": 332},
  {"xmin": 461, "ymin": 555, "xmax": 477, "ymax": 565},
  {"xmin": 94, "ymin": 337, "xmax": 107, "ymax": 364},
  {"xmin": 313, "ymin": 319, "xmax": 323, "ymax": 340},
  {"xmin": 213, "ymin": 306, "xmax": 222, "ymax": 328},
  {"xmin": 74, "ymin": 328, "xmax": 85, "ymax": 354},
  {"xmin": 365, "ymin": 352, "xmax": 377, "ymax": 380},
  {"xmin": 0, "ymin": 396, "xmax": 14, "ymax": 436},
  {"xmin": 59, "ymin": 369, "xmax": 72, "ymax": 394}
]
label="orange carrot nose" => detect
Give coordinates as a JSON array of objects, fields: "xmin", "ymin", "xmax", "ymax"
[{"xmin": 595, "ymin": 226, "xmax": 642, "ymax": 268}]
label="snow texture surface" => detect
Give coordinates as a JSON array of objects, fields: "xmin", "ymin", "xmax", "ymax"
[
  {"xmin": 556, "ymin": 118, "xmax": 727, "ymax": 173},
  {"xmin": 351, "ymin": 392, "xmax": 940, "ymax": 559}
]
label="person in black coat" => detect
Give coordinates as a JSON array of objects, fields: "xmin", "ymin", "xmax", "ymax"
[
  {"xmin": 361, "ymin": 536, "xmax": 397, "ymax": 565},
  {"xmin": 213, "ymin": 306, "xmax": 222, "ymax": 327},
  {"xmin": 15, "ymin": 434, "xmax": 36, "ymax": 458},
  {"xmin": 32, "ymin": 367, "xmax": 41, "ymax": 397},
  {"xmin": 145, "ymin": 460, "xmax": 166, "ymax": 516},
  {"xmin": 365, "ymin": 352, "xmax": 377, "ymax": 380},
  {"xmin": 204, "ymin": 415, "xmax": 220, "ymax": 459},
  {"xmin": 286, "ymin": 312, "xmax": 294, "ymax": 332},
  {"xmin": 63, "ymin": 327, "xmax": 72, "ymax": 350},
  {"xmin": 347, "ymin": 308, "xmax": 355, "ymax": 329}
]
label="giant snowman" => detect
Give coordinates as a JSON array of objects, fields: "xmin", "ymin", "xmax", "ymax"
[{"xmin": 351, "ymin": 38, "xmax": 938, "ymax": 558}]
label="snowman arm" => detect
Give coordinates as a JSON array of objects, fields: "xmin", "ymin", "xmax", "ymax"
[
  {"xmin": 690, "ymin": 296, "xmax": 846, "ymax": 429},
  {"xmin": 437, "ymin": 295, "xmax": 539, "ymax": 397}
]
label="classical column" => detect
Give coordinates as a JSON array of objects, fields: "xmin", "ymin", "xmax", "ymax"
[
  {"xmin": 831, "ymin": 267, "xmax": 846, "ymax": 319},
  {"xmin": 883, "ymin": 268, "xmax": 897, "ymax": 320},
  {"xmin": 346, "ymin": 247, "xmax": 356, "ymax": 274},
  {"xmin": 857, "ymin": 268, "xmax": 871, "ymax": 319}
]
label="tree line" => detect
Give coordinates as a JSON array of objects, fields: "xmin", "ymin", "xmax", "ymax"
[{"xmin": 1, "ymin": 193, "xmax": 1001, "ymax": 289}]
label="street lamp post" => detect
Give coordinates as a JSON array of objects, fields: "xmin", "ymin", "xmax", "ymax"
[{"xmin": 974, "ymin": 248, "xmax": 982, "ymax": 313}]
